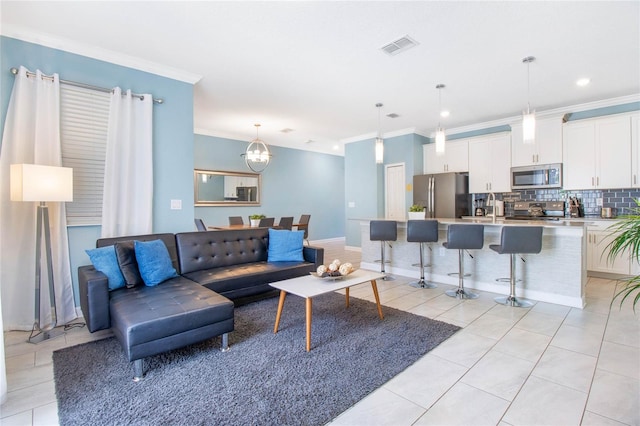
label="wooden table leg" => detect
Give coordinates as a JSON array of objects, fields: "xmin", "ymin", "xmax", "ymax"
[
  {"xmin": 345, "ymin": 287, "xmax": 350, "ymax": 308},
  {"xmin": 370, "ymin": 280, "xmax": 384, "ymax": 320},
  {"xmin": 306, "ymin": 297, "xmax": 312, "ymax": 352},
  {"xmin": 273, "ymin": 290, "xmax": 287, "ymax": 334}
]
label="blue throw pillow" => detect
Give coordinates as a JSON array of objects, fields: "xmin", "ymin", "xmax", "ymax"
[
  {"xmin": 134, "ymin": 239, "xmax": 178, "ymax": 286},
  {"xmin": 86, "ymin": 246, "xmax": 125, "ymax": 291},
  {"xmin": 268, "ymin": 229, "xmax": 304, "ymax": 262}
]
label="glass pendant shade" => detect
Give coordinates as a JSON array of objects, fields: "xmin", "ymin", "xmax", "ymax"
[
  {"xmin": 375, "ymin": 137, "xmax": 384, "ymax": 164},
  {"xmin": 435, "ymin": 129, "xmax": 446, "ymax": 155},
  {"xmin": 242, "ymin": 124, "xmax": 272, "ymax": 173},
  {"xmin": 522, "ymin": 111, "xmax": 536, "ymax": 144}
]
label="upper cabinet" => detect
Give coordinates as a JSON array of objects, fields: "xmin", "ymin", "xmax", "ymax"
[
  {"xmin": 511, "ymin": 117, "xmax": 563, "ymax": 167},
  {"xmin": 423, "ymin": 140, "xmax": 469, "ymax": 174},
  {"xmin": 632, "ymin": 115, "xmax": 640, "ymax": 188},
  {"xmin": 468, "ymin": 133, "xmax": 511, "ymax": 193},
  {"xmin": 563, "ymin": 114, "xmax": 633, "ymax": 190}
]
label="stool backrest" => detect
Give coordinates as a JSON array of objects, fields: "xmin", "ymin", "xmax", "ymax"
[
  {"xmin": 370, "ymin": 220, "xmax": 398, "ymax": 241},
  {"xmin": 407, "ymin": 220, "xmax": 439, "ymax": 243},
  {"xmin": 500, "ymin": 226, "xmax": 543, "ymax": 254},
  {"xmin": 446, "ymin": 224, "xmax": 484, "ymax": 249}
]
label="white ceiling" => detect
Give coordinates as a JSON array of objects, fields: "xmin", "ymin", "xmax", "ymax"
[{"xmin": 2, "ymin": 1, "xmax": 639, "ymax": 156}]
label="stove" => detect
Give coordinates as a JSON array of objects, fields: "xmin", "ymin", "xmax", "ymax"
[{"xmin": 507, "ymin": 201, "xmax": 566, "ymax": 221}]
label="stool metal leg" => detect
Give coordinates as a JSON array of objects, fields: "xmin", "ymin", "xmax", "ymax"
[
  {"xmin": 410, "ymin": 243, "xmax": 436, "ymax": 289},
  {"xmin": 495, "ymin": 254, "xmax": 533, "ymax": 308},
  {"xmin": 446, "ymin": 249, "xmax": 478, "ymax": 299},
  {"xmin": 379, "ymin": 241, "xmax": 395, "ymax": 281}
]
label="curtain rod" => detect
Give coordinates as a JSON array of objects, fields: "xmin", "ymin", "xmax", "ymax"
[{"xmin": 9, "ymin": 67, "xmax": 164, "ymax": 104}]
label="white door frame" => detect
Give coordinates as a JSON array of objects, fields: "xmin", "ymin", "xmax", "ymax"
[{"xmin": 384, "ymin": 162, "xmax": 406, "ymax": 219}]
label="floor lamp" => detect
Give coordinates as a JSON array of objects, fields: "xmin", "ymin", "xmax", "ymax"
[{"xmin": 10, "ymin": 164, "xmax": 73, "ymax": 344}]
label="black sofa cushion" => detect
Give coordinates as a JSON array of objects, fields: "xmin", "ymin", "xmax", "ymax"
[
  {"xmin": 182, "ymin": 260, "xmax": 315, "ymax": 299},
  {"xmin": 109, "ymin": 276, "xmax": 233, "ymax": 361}
]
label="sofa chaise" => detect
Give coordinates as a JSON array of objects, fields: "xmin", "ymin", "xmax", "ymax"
[{"xmin": 79, "ymin": 227, "xmax": 324, "ymax": 380}]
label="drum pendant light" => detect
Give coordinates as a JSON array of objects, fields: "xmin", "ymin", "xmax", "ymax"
[
  {"xmin": 241, "ymin": 124, "xmax": 272, "ymax": 173},
  {"xmin": 435, "ymin": 84, "xmax": 446, "ymax": 155},
  {"xmin": 375, "ymin": 103, "xmax": 384, "ymax": 164},
  {"xmin": 522, "ymin": 56, "xmax": 536, "ymax": 144}
]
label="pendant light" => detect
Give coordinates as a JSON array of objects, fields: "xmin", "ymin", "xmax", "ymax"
[
  {"xmin": 435, "ymin": 84, "xmax": 446, "ymax": 156},
  {"xmin": 241, "ymin": 124, "xmax": 272, "ymax": 173},
  {"xmin": 522, "ymin": 56, "xmax": 536, "ymax": 144},
  {"xmin": 375, "ymin": 103, "xmax": 384, "ymax": 164}
]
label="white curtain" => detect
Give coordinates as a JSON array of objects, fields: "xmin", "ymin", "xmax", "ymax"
[
  {"xmin": 0, "ymin": 67, "xmax": 77, "ymax": 400},
  {"xmin": 101, "ymin": 88, "xmax": 153, "ymax": 237}
]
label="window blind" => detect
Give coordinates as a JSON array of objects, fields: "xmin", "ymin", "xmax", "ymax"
[{"xmin": 60, "ymin": 84, "xmax": 110, "ymax": 226}]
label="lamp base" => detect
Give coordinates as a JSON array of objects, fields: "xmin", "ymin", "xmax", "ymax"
[{"xmin": 28, "ymin": 326, "xmax": 65, "ymax": 344}]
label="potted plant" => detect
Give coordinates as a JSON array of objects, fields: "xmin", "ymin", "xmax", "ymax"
[
  {"xmin": 607, "ymin": 199, "xmax": 640, "ymax": 311},
  {"xmin": 249, "ymin": 214, "xmax": 266, "ymax": 227},
  {"xmin": 408, "ymin": 205, "xmax": 425, "ymax": 220}
]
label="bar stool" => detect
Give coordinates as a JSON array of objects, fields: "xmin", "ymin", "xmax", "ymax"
[
  {"xmin": 370, "ymin": 220, "xmax": 397, "ymax": 281},
  {"xmin": 490, "ymin": 226, "xmax": 542, "ymax": 308},
  {"xmin": 443, "ymin": 224, "xmax": 484, "ymax": 299},
  {"xmin": 407, "ymin": 220, "xmax": 439, "ymax": 289}
]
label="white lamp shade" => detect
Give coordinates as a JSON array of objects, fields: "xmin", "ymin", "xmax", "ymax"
[
  {"xmin": 435, "ymin": 129, "xmax": 446, "ymax": 155},
  {"xmin": 10, "ymin": 164, "xmax": 73, "ymax": 202},
  {"xmin": 375, "ymin": 137, "xmax": 384, "ymax": 164},
  {"xmin": 522, "ymin": 112, "xmax": 536, "ymax": 144}
]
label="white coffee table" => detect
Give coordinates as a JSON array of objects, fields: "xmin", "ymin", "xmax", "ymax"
[{"xmin": 270, "ymin": 269, "xmax": 385, "ymax": 351}]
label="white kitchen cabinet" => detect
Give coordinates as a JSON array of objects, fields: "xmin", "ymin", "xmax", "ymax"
[
  {"xmin": 586, "ymin": 222, "xmax": 630, "ymax": 275},
  {"xmin": 224, "ymin": 176, "xmax": 239, "ymax": 198},
  {"xmin": 511, "ymin": 117, "xmax": 563, "ymax": 167},
  {"xmin": 563, "ymin": 114, "xmax": 632, "ymax": 190},
  {"xmin": 423, "ymin": 140, "xmax": 468, "ymax": 174},
  {"xmin": 631, "ymin": 115, "xmax": 640, "ymax": 187},
  {"xmin": 468, "ymin": 133, "xmax": 511, "ymax": 193}
]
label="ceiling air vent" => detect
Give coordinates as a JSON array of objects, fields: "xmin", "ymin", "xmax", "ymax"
[
  {"xmin": 381, "ymin": 35, "xmax": 419, "ymax": 56},
  {"xmin": 387, "ymin": 113, "xmax": 399, "ymax": 118}
]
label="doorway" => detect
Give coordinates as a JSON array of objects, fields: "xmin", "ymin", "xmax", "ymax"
[{"xmin": 385, "ymin": 163, "xmax": 406, "ymax": 220}]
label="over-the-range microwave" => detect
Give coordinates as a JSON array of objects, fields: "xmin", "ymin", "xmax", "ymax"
[{"xmin": 511, "ymin": 163, "xmax": 562, "ymax": 190}]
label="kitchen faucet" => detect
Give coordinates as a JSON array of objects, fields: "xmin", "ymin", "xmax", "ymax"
[{"xmin": 488, "ymin": 192, "xmax": 496, "ymax": 223}]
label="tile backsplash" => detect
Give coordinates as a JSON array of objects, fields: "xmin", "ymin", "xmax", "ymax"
[{"xmin": 473, "ymin": 188, "xmax": 640, "ymax": 217}]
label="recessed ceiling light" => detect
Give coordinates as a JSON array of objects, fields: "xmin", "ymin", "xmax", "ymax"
[
  {"xmin": 332, "ymin": 145, "xmax": 340, "ymax": 150},
  {"xmin": 280, "ymin": 128, "xmax": 295, "ymax": 133},
  {"xmin": 440, "ymin": 110, "xmax": 450, "ymax": 118},
  {"xmin": 576, "ymin": 78, "xmax": 591, "ymax": 87}
]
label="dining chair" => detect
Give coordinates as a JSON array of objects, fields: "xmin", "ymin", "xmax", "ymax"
[
  {"xmin": 194, "ymin": 218, "xmax": 207, "ymax": 231},
  {"xmin": 229, "ymin": 216, "xmax": 244, "ymax": 225},
  {"xmin": 277, "ymin": 216, "xmax": 294, "ymax": 230},
  {"xmin": 258, "ymin": 217, "xmax": 275, "ymax": 227},
  {"xmin": 296, "ymin": 214, "xmax": 311, "ymax": 245}
]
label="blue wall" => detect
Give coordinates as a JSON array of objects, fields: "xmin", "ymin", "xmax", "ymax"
[
  {"xmin": 0, "ymin": 36, "xmax": 195, "ymax": 305},
  {"xmin": 194, "ymin": 134, "xmax": 345, "ymax": 240}
]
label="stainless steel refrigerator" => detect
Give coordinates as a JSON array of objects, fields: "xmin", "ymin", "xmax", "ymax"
[{"xmin": 413, "ymin": 173, "xmax": 471, "ymax": 218}]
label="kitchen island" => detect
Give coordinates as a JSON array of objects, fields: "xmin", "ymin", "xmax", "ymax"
[{"xmin": 359, "ymin": 218, "xmax": 587, "ymax": 308}]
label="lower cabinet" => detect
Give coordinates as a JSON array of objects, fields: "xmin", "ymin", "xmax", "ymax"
[{"xmin": 586, "ymin": 222, "xmax": 630, "ymax": 275}]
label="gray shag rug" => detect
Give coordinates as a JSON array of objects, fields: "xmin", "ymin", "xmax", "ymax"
[{"xmin": 53, "ymin": 291, "xmax": 460, "ymax": 426}]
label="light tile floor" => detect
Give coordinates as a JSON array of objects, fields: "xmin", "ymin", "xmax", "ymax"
[{"xmin": 2, "ymin": 239, "xmax": 639, "ymax": 425}]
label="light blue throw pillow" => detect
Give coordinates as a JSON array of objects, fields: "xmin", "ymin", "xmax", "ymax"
[
  {"xmin": 86, "ymin": 245, "xmax": 125, "ymax": 291},
  {"xmin": 268, "ymin": 229, "xmax": 304, "ymax": 262},
  {"xmin": 134, "ymin": 239, "xmax": 178, "ymax": 286}
]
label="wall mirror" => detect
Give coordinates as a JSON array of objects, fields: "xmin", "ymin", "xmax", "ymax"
[{"xmin": 194, "ymin": 169, "xmax": 261, "ymax": 206}]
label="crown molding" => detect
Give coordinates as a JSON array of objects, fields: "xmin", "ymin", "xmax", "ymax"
[
  {"xmin": 436, "ymin": 93, "xmax": 640, "ymax": 137},
  {"xmin": 1, "ymin": 25, "xmax": 202, "ymax": 84},
  {"xmin": 341, "ymin": 127, "xmax": 418, "ymax": 144}
]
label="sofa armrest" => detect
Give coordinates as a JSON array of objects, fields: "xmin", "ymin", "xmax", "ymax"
[
  {"xmin": 303, "ymin": 245, "xmax": 324, "ymax": 268},
  {"xmin": 78, "ymin": 265, "xmax": 111, "ymax": 332}
]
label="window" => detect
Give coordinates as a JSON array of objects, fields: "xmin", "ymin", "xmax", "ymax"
[{"xmin": 60, "ymin": 84, "xmax": 110, "ymax": 226}]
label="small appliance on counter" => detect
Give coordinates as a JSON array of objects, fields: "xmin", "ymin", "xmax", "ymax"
[
  {"xmin": 600, "ymin": 207, "xmax": 617, "ymax": 219},
  {"xmin": 486, "ymin": 199, "xmax": 505, "ymax": 217},
  {"xmin": 474, "ymin": 198, "xmax": 485, "ymax": 216},
  {"xmin": 508, "ymin": 201, "xmax": 566, "ymax": 221}
]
